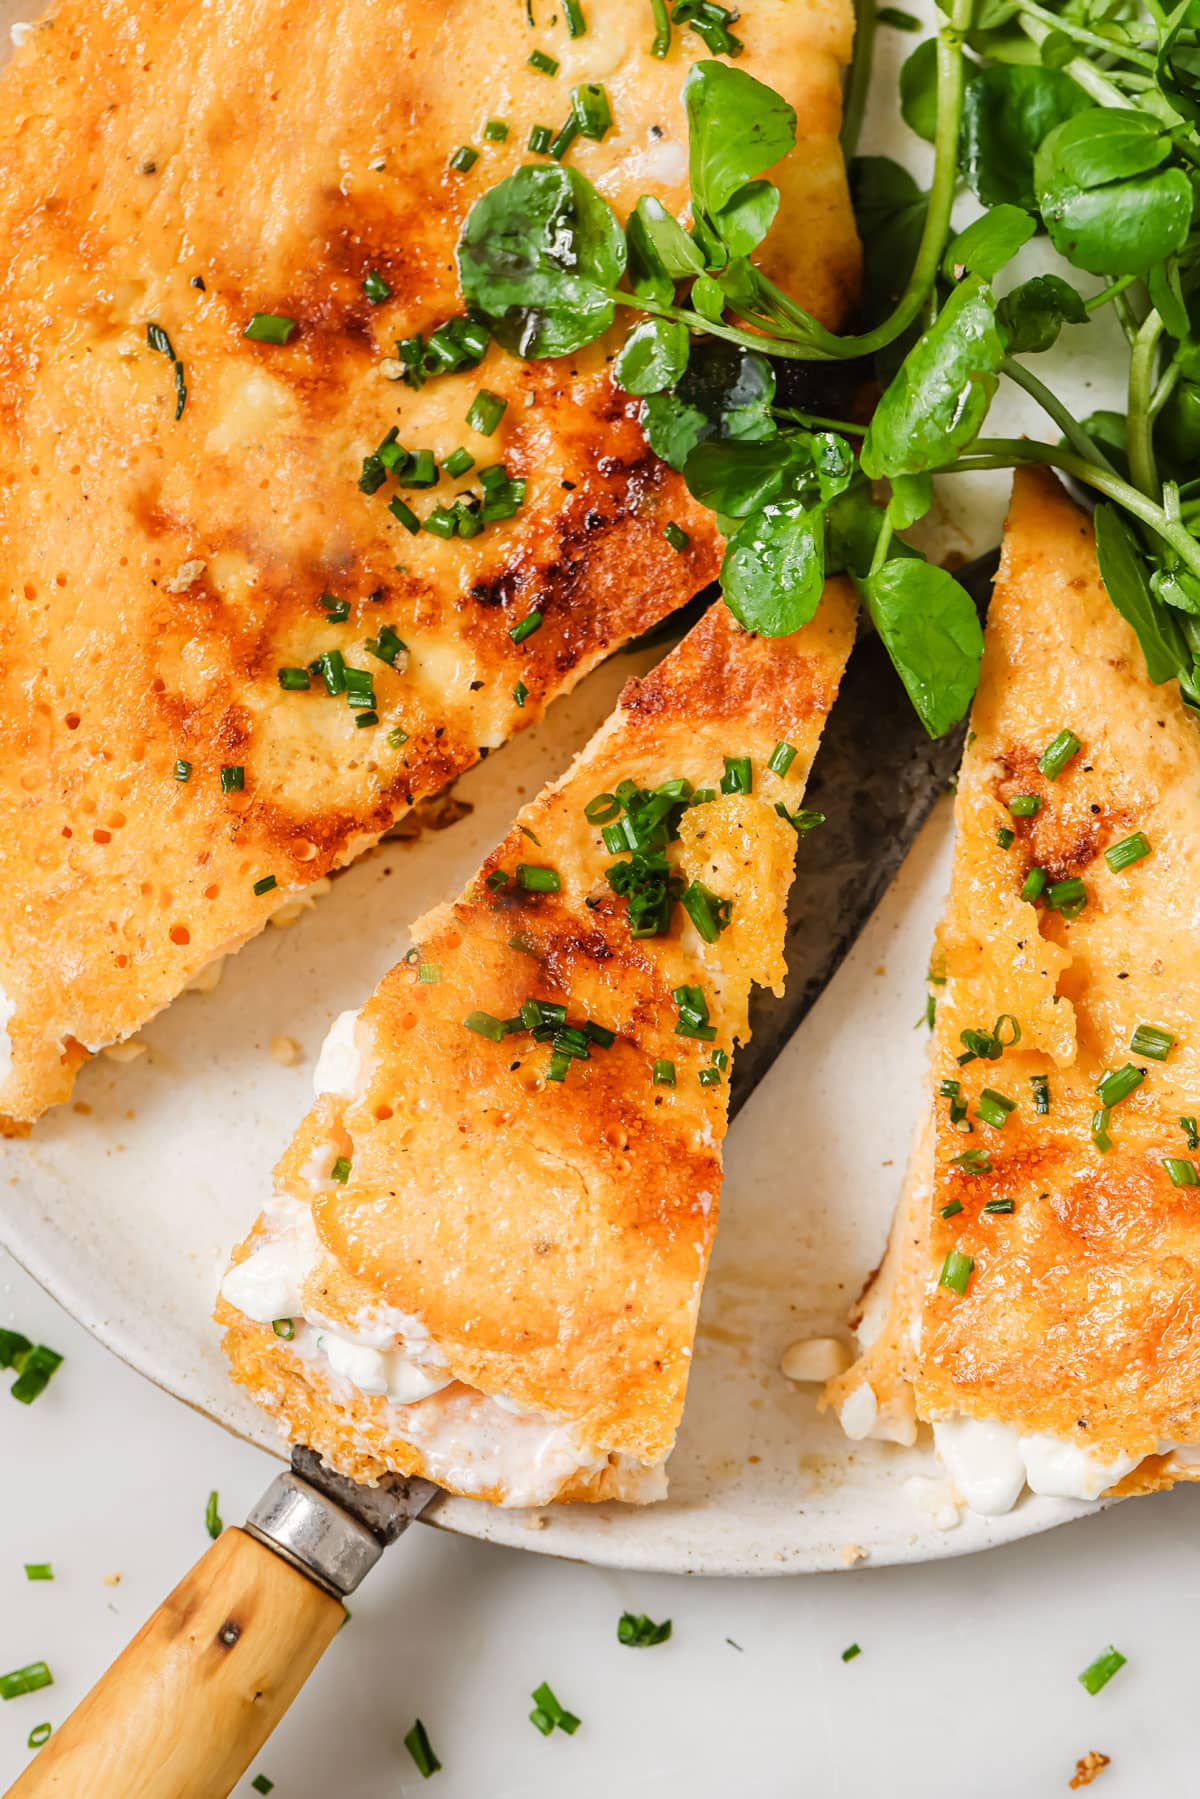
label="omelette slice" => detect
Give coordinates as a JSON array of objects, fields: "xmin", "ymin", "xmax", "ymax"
[
  {"xmin": 825, "ymin": 468, "xmax": 1200, "ymax": 1515},
  {"xmin": 0, "ymin": 0, "xmax": 859, "ymax": 1127},
  {"xmin": 218, "ymin": 590, "xmax": 856, "ymax": 1506}
]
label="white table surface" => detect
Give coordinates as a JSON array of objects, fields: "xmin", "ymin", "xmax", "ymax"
[{"xmin": 2, "ymin": 1249, "xmax": 1196, "ymax": 1798}]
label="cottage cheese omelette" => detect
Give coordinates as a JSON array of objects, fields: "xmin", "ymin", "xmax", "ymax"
[
  {"xmin": 219, "ymin": 591, "xmax": 855, "ymax": 1504},
  {"xmin": 826, "ymin": 470, "xmax": 1200, "ymax": 1516},
  {"xmin": 0, "ymin": 0, "xmax": 858, "ymax": 1126}
]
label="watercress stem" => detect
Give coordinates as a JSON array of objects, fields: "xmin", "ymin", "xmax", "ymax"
[
  {"xmin": 949, "ymin": 438, "xmax": 1200, "ymax": 580},
  {"xmin": 1014, "ymin": 0, "xmax": 1157, "ymax": 67},
  {"xmin": 1014, "ymin": 12, "xmax": 1139, "ymax": 109},
  {"xmin": 1127, "ymin": 309, "xmax": 1164, "ymax": 497},
  {"xmin": 999, "ymin": 356, "xmax": 1117, "ymax": 474},
  {"xmin": 841, "ymin": 0, "xmax": 877, "ymax": 160},
  {"xmin": 1085, "ymin": 276, "xmax": 1136, "ymax": 314},
  {"xmin": 774, "ymin": 407, "xmax": 867, "ymax": 435}
]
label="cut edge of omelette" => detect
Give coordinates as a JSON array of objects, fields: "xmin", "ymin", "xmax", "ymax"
[
  {"xmin": 217, "ymin": 587, "xmax": 856, "ymax": 1506},
  {"xmin": 823, "ymin": 468, "xmax": 1200, "ymax": 1519}
]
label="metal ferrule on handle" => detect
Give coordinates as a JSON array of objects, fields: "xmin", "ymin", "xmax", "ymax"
[{"xmin": 245, "ymin": 1469, "xmax": 384, "ymax": 1599}]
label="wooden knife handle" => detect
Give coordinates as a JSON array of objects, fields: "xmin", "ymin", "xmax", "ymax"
[{"xmin": 6, "ymin": 1526, "xmax": 343, "ymax": 1799}]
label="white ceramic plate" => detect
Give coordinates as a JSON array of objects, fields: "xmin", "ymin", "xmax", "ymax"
[{"xmin": 0, "ymin": 3, "xmax": 1127, "ymax": 1574}]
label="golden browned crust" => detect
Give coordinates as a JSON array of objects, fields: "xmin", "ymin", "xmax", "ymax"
[
  {"xmin": 835, "ymin": 469, "xmax": 1200, "ymax": 1484},
  {"xmin": 223, "ymin": 587, "xmax": 858, "ymax": 1495},
  {"xmin": 0, "ymin": 0, "xmax": 860, "ymax": 1122}
]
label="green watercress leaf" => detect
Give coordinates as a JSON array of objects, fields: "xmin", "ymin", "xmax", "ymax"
[
  {"xmin": 943, "ymin": 204, "xmax": 1035, "ymax": 281},
  {"xmin": 859, "ymin": 558, "xmax": 984, "ymax": 736},
  {"xmin": 684, "ymin": 59, "xmax": 797, "ymax": 219},
  {"xmin": 683, "ymin": 436, "xmax": 808, "ymax": 517},
  {"xmin": 1035, "ymin": 127, "xmax": 1193, "ymax": 275},
  {"xmin": 887, "ymin": 471, "xmax": 935, "ymax": 529},
  {"xmin": 900, "ymin": 38, "xmax": 940, "ymax": 143},
  {"xmin": 721, "ymin": 500, "xmax": 826, "ymax": 635},
  {"xmin": 626, "ymin": 196, "xmax": 706, "ymax": 304},
  {"xmin": 458, "ymin": 165, "xmax": 626, "ymax": 357},
  {"xmin": 714, "ymin": 180, "xmax": 781, "ymax": 257},
  {"xmin": 960, "ymin": 65, "xmax": 1091, "ymax": 210},
  {"xmin": 1093, "ymin": 503, "xmax": 1190, "ymax": 682},
  {"xmin": 995, "ymin": 273, "xmax": 1086, "ymax": 353},
  {"xmin": 614, "ymin": 318, "xmax": 691, "ymax": 396},
  {"xmin": 861, "ymin": 275, "xmax": 1004, "ymax": 477},
  {"xmin": 640, "ymin": 342, "xmax": 775, "ymax": 470},
  {"xmin": 1046, "ymin": 108, "xmax": 1172, "ymax": 190}
]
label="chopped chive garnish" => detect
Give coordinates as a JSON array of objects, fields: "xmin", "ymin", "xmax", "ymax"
[
  {"xmin": 1078, "ymin": 1646, "xmax": 1125, "ymax": 1695},
  {"xmin": 0, "ymin": 1663, "xmax": 53, "ymax": 1701},
  {"xmin": 4, "ymin": 1341, "xmax": 62, "ymax": 1405},
  {"xmin": 996, "ymin": 826, "xmax": 1015, "ymax": 850},
  {"xmin": 23, "ymin": 1564, "xmax": 52, "ymax": 1581},
  {"xmin": 939, "ymin": 1199, "xmax": 964, "ymax": 1218},
  {"xmin": 1037, "ymin": 728, "xmax": 1081, "ymax": 781},
  {"xmin": 517, "ymin": 864, "xmax": 561, "ymax": 893},
  {"xmin": 698, "ymin": 1066, "xmax": 721, "ymax": 1087},
  {"xmin": 528, "ymin": 123, "xmax": 553, "ymax": 154},
  {"xmin": 1045, "ymin": 875, "xmax": 1087, "ymax": 920},
  {"xmin": 585, "ymin": 792, "xmax": 621, "ymax": 824},
  {"xmin": 174, "ymin": 758, "xmax": 192, "ymax": 782},
  {"xmin": 528, "ymin": 48, "xmax": 559, "ymax": 73},
  {"xmin": 530, "ymin": 1682, "xmax": 580, "ymax": 1735},
  {"xmin": 219, "ymin": 765, "xmax": 244, "ymax": 793},
  {"xmin": 653, "ymin": 1058, "xmax": 676, "ymax": 1086},
  {"xmin": 464, "ymin": 1010, "xmax": 507, "ymax": 1041},
  {"xmin": 364, "ymin": 624, "xmax": 406, "ymax": 668},
  {"xmin": 388, "ymin": 495, "xmax": 421, "ymax": 534},
  {"xmin": 940, "ymin": 1077, "xmax": 961, "ymax": 1099},
  {"xmin": 618, "ymin": 1612, "xmax": 671, "ymax": 1647},
  {"xmin": 1105, "ymin": 831, "xmax": 1150, "ymax": 873},
  {"xmin": 957, "ymin": 1015, "xmax": 1021, "ymax": 1065},
  {"xmin": 511, "ymin": 679, "xmax": 529, "ymax": 709},
  {"xmin": 650, "ymin": 0, "xmax": 672, "ymax": 53},
  {"xmin": 662, "ymin": 520, "xmax": 690, "ymax": 552},
  {"xmin": 272, "ymin": 1318, "xmax": 295, "ymax": 1340},
  {"xmin": 842, "ymin": 1643, "xmax": 862, "ymax": 1662},
  {"xmin": 253, "ymin": 875, "xmax": 277, "ymax": 896},
  {"xmin": 331, "ymin": 1155, "xmax": 352, "ymax": 1183},
  {"xmin": 1097, "ymin": 1063, "xmax": 1144, "ymax": 1109},
  {"xmin": 951, "ymin": 1146, "xmax": 992, "ymax": 1174},
  {"xmin": 345, "ymin": 669, "xmax": 377, "ymax": 712},
  {"xmin": 680, "ymin": 880, "xmax": 732, "ymax": 944},
  {"xmin": 1181, "ymin": 1115, "xmax": 1199, "ymax": 1150},
  {"xmin": 205, "ymin": 1490, "xmax": 223, "ymax": 1539},
  {"xmin": 1008, "ymin": 794, "xmax": 1041, "ymax": 817},
  {"xmin": 720, "ymin": 755, "xmax": 752, "ymax": 795},
  {"xmin": 484, "ymin": 118, "xmax": 510, "ymax": 142},
  {"xmin": 677, "ymin": 0, "xmax": 743, "ymax": 52},
  {"xmin": 442, "ymin": 447, "xmax": 475, "ymax": 478},
  {"xmin": 545, "ymin": 1049, "xmax": 571, "ymax": 1081},
  {"xmin": 983, "ymin": 1197, "xmax": 1015, "ymax": 1213},
  {"xmin": 510, "ymin": 610, "xmax": 543, "ymax": 644},
  {"xmin": 250, "ymin": 1780, "xmax": 273, "ymax": 1796},
  {"xmin": 404, "ymin": 1720, "xmax": 441, "ymax": 1780},
  {"xmin": 243, "ymin": 312, "xmax": 297, "ymax": 345},
  {"xmin": 571, "ymin": 80, "xmax": 612, "ymax": 139},
  {"xmin": 1164, "ymin": 1157, "xmax": 1198, "ymax": 1187},
  {"xmin": 775, "ymin": 803, "xmax": 825, "ymax": 836},
  {"xmin": 1092, "ymin": 1107, "xmax": 1112, "ymax": 1153},
  {"xmin": 147, "ymin": 322, "xmax": 175, "ymax": 359},
  {"xmin": 1031, "ymin": 1074, "xmax": 1050, "ymax": 1114},
  {"xmin": 27, "ymin": 1722, "xmax": 51, "ymax": 1748},
  {"xmin": 321, "ymin": 595, "xmax": 350, "ymax": 621},
  {"xmin": 277, "ymin": 666, "xmax": 311, "ymax": 691},
  {"xmin": 398, "ymin": 448, "xmax": 438, "ymax": 488},
  {"xmin": 712, "ymin": 1046, "xmax": 729, "ymax": 1071},
  {"xmin": 564, "ymin": 0, "xmax": 587, "ymax": 33},
  {"xmin": 418, "ymin": 964, "xmax": 441, "ymax": 984},
  {"xmin": 976, "ymin": 1088, "xmax": 1016, "ymax": 1129},
  {"xmin": 467, "ymin": 389, "xmax": 507, "ymax": 435},
  {"xmin": 485, "ymin": 869, "xmax": 510, "ymax": 891},
  {"xmin": 388, "ymin": 726, "xmax": 409, "ymax": 749},
  {"xmin": 362, "ymin": 270, "xmax": 392, "ymax": 304},
  {"xmin": 530, "ymin": 1707, "xmax": 555, "ymax": 1736},
  {"xmin": 1130, "ymin": 1023, "xmax": 1174, "ymax": 1062},
  {"xmin": 585, "ymin": 1020, "xmax": 616, "ymax": 1049},
  {"xmin": 768, "ymin": 741, "xmax": 797, "ymax": 777},
  {"xmin": 938, "ymin": 1249, "xmax": 975, "ymax": 1295},
  {"xmin": 1020, "ymin": 866, "xmax": 1047, "ymax": 903},
  {"xmin": 449, "ymin": 144, "xmax": 479, "ymax": 173},
  {"xmin": 315, "ymin": 650, "xmax": 347, "ymax": 696}
]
